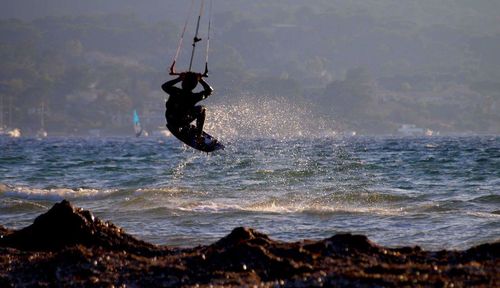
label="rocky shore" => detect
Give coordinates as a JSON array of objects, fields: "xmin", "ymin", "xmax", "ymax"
[{"xmin": 0, "ymin": 200, "xmax": 498, "ymax": 287}]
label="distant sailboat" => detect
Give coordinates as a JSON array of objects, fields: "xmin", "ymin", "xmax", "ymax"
[
  {"xmin": 0, "ymin": 94, "xmax": 21, "ymax": 138},
  {"xmin": 7, "ymin": 128, "xmax": 21, "ymax": 138},
  {"xmin": 133, "ymin": 110, "xmax": 148, "ymax": 137}
]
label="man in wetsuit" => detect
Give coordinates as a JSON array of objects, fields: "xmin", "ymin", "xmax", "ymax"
[{"xmin": 161, "ymin": 72, "xmax": 213, "ymax": 142}]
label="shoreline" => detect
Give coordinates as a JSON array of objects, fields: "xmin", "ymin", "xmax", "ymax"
[{"xmin": 1, "ymin": 200, "xmax": 498, "ymax": 287}]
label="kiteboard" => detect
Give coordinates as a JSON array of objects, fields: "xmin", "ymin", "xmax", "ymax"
[{"xmin": 166, "ymin": 123, "xmax": 224, "ymax": 152}]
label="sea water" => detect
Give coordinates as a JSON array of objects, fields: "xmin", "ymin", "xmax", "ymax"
[{"xmin": 0, "ymin": 135, "xmax": 499, "ymax": 250}]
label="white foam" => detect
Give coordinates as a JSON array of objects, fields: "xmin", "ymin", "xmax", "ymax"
[
  {"xmin": 135, "ymin": 187, "xmax": 190, "ymax": 195},
  {"xmin": 245, "ymin": 200, "xmax": 405, "ymax": 216},
  {"xmin": 466, "ymin": 211, "xmax": 500, "ymax": 218},
  {"xmin": 2, "ymin": 185, "xmax": 115, "ymax": 201},
  {"xmin": 177, "ymin": 201, "xmax": 243, "ymax": 213}
]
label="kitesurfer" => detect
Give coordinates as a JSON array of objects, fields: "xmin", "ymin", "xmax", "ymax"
[{"xmin": 162, "ymin": 72, "xmax": 213, "ymax": 143}]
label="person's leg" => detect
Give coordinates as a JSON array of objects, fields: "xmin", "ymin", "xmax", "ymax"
[{"xmin": 194, "ymin": 106, "xmax": 206, "ymax": 137}]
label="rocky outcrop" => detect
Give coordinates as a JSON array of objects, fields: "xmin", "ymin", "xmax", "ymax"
[
  {"xmin": 0, "ymin": 200, "xmax": 498, "ymax": 287},
  {"xmin": 0, "ymin": 200, "xmax": 159, "ymax": 255}
]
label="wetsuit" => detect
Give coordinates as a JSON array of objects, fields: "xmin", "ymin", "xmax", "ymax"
[{"xmin": 161, "ymin": 76, "xmax": 213, "ymax": 133}]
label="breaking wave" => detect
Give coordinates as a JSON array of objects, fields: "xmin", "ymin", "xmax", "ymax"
[{"xmin": 0, "ymin": 183, "xmax": 116, "ymax": 201}]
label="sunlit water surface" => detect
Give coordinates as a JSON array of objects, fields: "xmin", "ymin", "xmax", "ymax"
[{"xmin": 1, "ymin": 134, "xmax": 499, "ymax": 250}]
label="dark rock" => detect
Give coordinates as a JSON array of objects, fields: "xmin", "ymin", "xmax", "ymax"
[
  {"xmin": 327, "ymin": 233, "xmax": 380, "ymax": 253},
  {"xmin": 303, "ymin": 233, "xmax": 381, "ymax": 257},
  {"xmin": 0, "ymin": 200, "xmax": 160, "ymax": 255},
  {"xmin": 198, "ymin": 227, "xmax": 311, "ymax": 280},
  {"xmin": 0, "ymin": 201, "xmax": 498, "ymax": 287},
  {"xmin": 465, "ymin": 242, "xmax": 500, "ymax": 260},
  {"xmin": 211, "ymin": 227, "xmax": 272, "ymax": 249},
  {"xmin": 0, "ymin": 225, "xmax": 11, "ymax": 238}
]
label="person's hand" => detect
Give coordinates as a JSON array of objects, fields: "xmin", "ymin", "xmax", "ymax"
[{"xmin": 169, "ymin": 61, "xmax": 177, "ymax": 75}]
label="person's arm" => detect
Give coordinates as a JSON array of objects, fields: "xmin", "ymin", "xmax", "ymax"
[
  {"xmin": 199, "ymin": 78, "xmax": 213, "ymax": 98},
  {"xmin": 161, "ymin": 74, "xmax": 184, "ymax": 94}
]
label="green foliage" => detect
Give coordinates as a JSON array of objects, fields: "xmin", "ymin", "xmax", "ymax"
[
  {"xmin": 323, "ymin": 67, "xmax": 374, "ymax": 116},
  {"xmin": 0, "ymin": 1, "xmax": 499, "ymax": 134}
]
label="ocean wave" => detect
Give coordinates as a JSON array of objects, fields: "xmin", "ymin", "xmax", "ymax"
[
  {"xmin": 244, "ymin": 193, "xmax": 407, "ymax": 216},
  {"xmin": 0, "ymin": 184, "xmax": 117, "ymax": 201},
  {"xmin": 137, "ymin": 196, "xmax": 405, "ymax": 216},
  {"xmin": 0, "ymin": 198, "xmax": 49, "ymax": 213},
  {"xmin": 466, "ymin": 211, "xmax": 500, "ymax": 218},
  {"xmin": 244, "ymin": 200, "xmax": 405, "ymax": 216},
  {"xmin": 177, "ymin": 201, "xmax": 244, "ymax": 213},
  {"xmin": 471, "ymin": 194, "xmax": 500, "ymax": 204}
]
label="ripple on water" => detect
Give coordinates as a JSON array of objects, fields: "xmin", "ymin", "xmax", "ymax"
[{"xmin": 0, "ymin": 136, "xmax": 498, "ymax": 249}]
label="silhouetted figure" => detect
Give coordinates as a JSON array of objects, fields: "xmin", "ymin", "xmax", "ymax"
[{"xmin": 162, "ymin": 72, "xmax": 213, "ymax": 143}]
